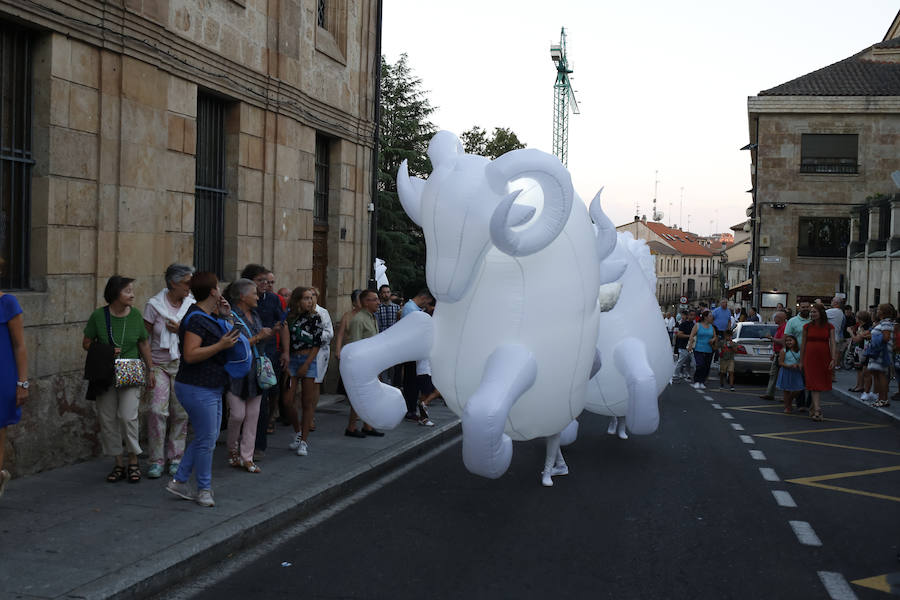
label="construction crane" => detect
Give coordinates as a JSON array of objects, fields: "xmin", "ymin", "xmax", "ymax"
[{"xmin": 550, "ymin": 27, "xmax": 579, "ymax": 167}]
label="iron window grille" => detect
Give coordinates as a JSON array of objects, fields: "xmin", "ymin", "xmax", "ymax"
[
  {"xmin": 194, "ymin": 93, "xmax": 227, "ymax": 278},
  {"xmin": 797, "ymin": 217, "xmax": 850, "ymax": 258},
  {"xmin": 314, "ymin": 136, "xmax": 329, "ymax": 226},
  {"xmin": 317, "ymin": 0, "xmax": 327, "ymax": 28},
  {"xmin": 800, "ymin": 134, "xmax": 859, "ymax": 174},
  {"xmin": 0, "ymin": 24, "xmax": 33, "ymax": 290}
]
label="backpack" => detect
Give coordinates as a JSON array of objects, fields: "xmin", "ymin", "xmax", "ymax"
[{"xmin": 183, "ymin": 310, "xmax": 252, "ymax": 379}]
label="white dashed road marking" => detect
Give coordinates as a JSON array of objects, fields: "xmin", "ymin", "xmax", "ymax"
[
  {"xmin": 739, "ymin": 434, "xmax": 754, "ymax": 444},
  {"xmin": 749, "ymin": 450, "xmax": 766, "ymax": 461},
  {"xmin": 731, "ymin": 423, "xmax": 745, "ymax": 431},
  {"xmin": 759, "ymin": 467, "xmax": 780, "ymax": 481},
  {"xmin": 817, "ymin": 571, "xmax": 858, "ymax": 600},
  {"xmin": 721, "ymin": 412, "xmax": 733, "ymax": 419},
  {"xmin": 703, "ymin": 395, "xmax": 714, "ymax": 402},
  {"xmin": 711, "ymin": 403, "xmax": 722, "ymax": 409},
  {"xmin": 789, "ymin": 520, "xmax": 822, "ymax": 546},
  {"xmin": 772, "ymin": 490, "xmax": 797, "ymax": 508}
]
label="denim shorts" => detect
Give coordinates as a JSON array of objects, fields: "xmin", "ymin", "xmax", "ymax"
[{"xmin": 288, "ymin": 353, "xmax": 317, "ymax": 378}]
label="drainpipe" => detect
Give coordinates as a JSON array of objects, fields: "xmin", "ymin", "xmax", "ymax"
[
  {"xmin": 368, "ymin": 0, "xmax": 383, "ymax": 291},
  {"xmin": 751, "ymin": 117, "xmax": 761, "ymax": 308}
]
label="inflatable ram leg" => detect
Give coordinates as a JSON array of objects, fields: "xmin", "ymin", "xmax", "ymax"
[
  {"xmin": 339, "ymin": 311, "xmax": 433, "ymax": 430},
  {"xmin": 462, "ymin": 344, "xmax": 536, "ymax": 479},
  {"xmin": 612, "ymin": 336, "xmax": 660, "ymax": 435}
]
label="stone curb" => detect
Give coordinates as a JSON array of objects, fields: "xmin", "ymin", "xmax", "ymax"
[
  {"xmin": 66, "ymin": 417, "xmax": 462, "ymax": 600},
  {"xmin": 831, "ymin": 386, "xmax": 900, "ymax": 423}
]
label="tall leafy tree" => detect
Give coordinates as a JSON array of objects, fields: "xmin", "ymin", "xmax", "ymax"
[
  {"xmin": 377, "ymin": 54, "xmax": 436, "ymax": 296},
  {"xmin": 460, "ymin": 126, "xmax": 526, "ymax": 159}
]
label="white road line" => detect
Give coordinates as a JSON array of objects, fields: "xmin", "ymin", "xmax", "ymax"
[
  {"xmin": 703, "ymin": 395, "xmax": 714, "ymax": 401},
  {"xmin": 817, "ymin": 571, "xmax": 858, "ymax": 600},
  {"xmin": 749, "ymin": 450, "xmax": 766, "ymax": 461},
  {"xmin": 772, "ymin": 490, "xmax": 797, "ymax": 508},
  {"xmin": 711, "ymin": 403, "xmax": 722, "ymax": 409},
  {"xmin": 739, "ymin": 434, "xmax": 755, "ymax": 444},
  {"xmin": 721, "ymin": 412, "xmax": 734, "ymax": 419},
  {"xmin": 731, "ymin": 423, "xmax": 745, "ymax": 431},
  {"xmin": 759, "ymin": 467, "xmax": 780, "ymax": 481},
  {"xmin": 789, "ymin": 520, "xmax": 822, "ymax": 546}
]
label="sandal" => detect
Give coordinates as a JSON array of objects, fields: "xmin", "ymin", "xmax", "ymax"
[
  {"xmin": 873, "ymin": 399, "xmax": 891, "ymax": 408},
  {"xmin": 106, "ymin": 465, "xmax": 125, "ymax": 483},
  {"xmin": 811, "ymin": 410, "xmax": 823, "ymax": 422},
  {"xmin": 126, "ymin": 464, "xmax": 141, "ymax": 483},
  {"xmin": 228, "ymin": 449, "xmax": 241, "ymax": 468},
  {"xmin": 266, "ymin": 420, "xmax": 276, "ymax": 435},
  {"xmin": 242, "ymin": 461, "xmax": 262, "ymax": 473},
  {"xmin": 849, "ymin": 387, "xmax": 863, "ymax": 392}
]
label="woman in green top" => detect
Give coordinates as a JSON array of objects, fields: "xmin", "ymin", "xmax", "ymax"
[{"xmin": 82, "ymin": 276, "xmax": 155, "ymax": 483}]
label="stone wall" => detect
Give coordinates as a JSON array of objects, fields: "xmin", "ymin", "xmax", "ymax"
[
  {"xmin": 2, "ymin": 0, "xmax": 377, "ymax": 476},
  {"xmin": 752, "ymin": 109, "xmax": 900, "ymax": 308}
]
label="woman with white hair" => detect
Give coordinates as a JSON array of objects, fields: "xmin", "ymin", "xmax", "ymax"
[
  {"xmin": 224, "ymin": 279, "xmax": 273, "ymax": 472},
  {"xmin": 143, "ymin": 263, "xmax": 195, "ymax": 479}
]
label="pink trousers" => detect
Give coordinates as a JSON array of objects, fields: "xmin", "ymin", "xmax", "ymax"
[{"xmin": 226, "ymin": 392, "xmax": 262, "ymax": 463}]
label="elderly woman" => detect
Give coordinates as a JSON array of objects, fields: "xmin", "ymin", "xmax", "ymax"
[
  {"xmin": 0, "ymin": 257, "xmax": 28, "ymax": 497},
  {"xmin": 308, "ymin": 287, "xmax": 333, "ymax": 430},
  {"xmin": 225, "ymin": 279, "xmax": 272, "ymax": 473},
  {"xmin": 83, "ymin": 276, "xmax": 155, "ymax": 483},
  {"xmin": 165, "ymin": 272, "xmax": 241, "ymax": 507},
  {"xmin": 143, "ymin": 264, "xmax": 195, "ymax": 479}
]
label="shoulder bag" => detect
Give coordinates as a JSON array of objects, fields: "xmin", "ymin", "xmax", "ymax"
[{"xmin": 105, "ymin": 306, "xmax": 146, "ymax": 388}]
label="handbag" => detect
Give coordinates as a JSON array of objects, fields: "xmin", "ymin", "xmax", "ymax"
[
  {"xmin": 105, "ymin": 307, "xmax": 146, "ymax": 388},
  {"xmin": 234, "ymin": 314, "xmax": 277, "ymax": 390}
]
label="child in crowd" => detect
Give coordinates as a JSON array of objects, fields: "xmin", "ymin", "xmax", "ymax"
[
  {"xmin": 718, "ymin": 330, "xmax": 736, "ymax": 390},
  {"xmin": 776, "ymin": 335, "xmax": 804, "ymax": 413}
]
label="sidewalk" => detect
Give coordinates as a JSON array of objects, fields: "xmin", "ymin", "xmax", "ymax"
[
  {"xmin": 830, "ymin": 367, "xmax": 900, "ymax": 421},
  {"xmin": 0, "ymin": 395, "xmax": 460, "ymax": 600}
]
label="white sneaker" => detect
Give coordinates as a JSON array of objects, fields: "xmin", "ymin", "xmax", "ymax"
[
  {"xmin": 166, "ymin": 479, "xmax": 194, "ymax": 501},
  {"xmin": 296, "ymin": 440, "xmax": 308, "ymax": 456},
  {"xmin": 196, "ymin": 489, "xmax": 215, "ymax": 507},
  {"xmin": 288, "ymin": 433, "xmax": 302, "ymax": 450},
  {"xmin": 551, "ymin": 463, "xmax": 569, "ymax": 476},
  {"xmin": 541, "ymin": 470, "xmax": 554, "ymax": 487},
  {"xmin": 0, "ymin": 469, "xmax": 10, "ymax": 499},
  {"xmin": 691, "ymin": 382, "xmax": 699, "ymax": 389},
  {"xmin": 617, "ymin": 427, "xmax": 629, "ymax": 440}
]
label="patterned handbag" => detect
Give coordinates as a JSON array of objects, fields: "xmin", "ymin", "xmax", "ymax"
[
  {"xmin": 114, "ymin": 359, "xmax": 147, "ymax": 388},
  {"xmin": 104, "ymin": 307, "xmax": 146, "ymax": 388}
]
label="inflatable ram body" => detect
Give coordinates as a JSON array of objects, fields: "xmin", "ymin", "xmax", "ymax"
[{"xmin": 340, "ymin": 131, "xmax": 622, "ymax": 481}]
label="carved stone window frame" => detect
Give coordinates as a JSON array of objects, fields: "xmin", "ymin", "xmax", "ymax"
[{"xmin": 315, "ymin": 0, "xmax": 347, "ymax": 65}]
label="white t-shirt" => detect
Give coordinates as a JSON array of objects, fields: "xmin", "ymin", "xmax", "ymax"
[
  {"xmin": 664, "ymin": 317, "xmax": 675, "ymax": 332},
  {"xmin": 826, "ymin": 307, "xmax": 844, "ymax": 341}
]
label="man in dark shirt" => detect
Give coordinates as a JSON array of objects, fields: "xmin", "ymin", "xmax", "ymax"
[
  {"xmin": 673, "ymin": 310, "xmax": 696, "ymax": 381},
  {"xmin": 374, "ymin": 285, "xmax": 400, "ymax": 385}
]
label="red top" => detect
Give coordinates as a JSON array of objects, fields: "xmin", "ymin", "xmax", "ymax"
[{"xmin": 772, "ymin": 322, "xmax": 787, "ymax": 352}]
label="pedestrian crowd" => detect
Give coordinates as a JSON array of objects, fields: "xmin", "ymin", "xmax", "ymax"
[
  {"xmin": 669, "ymin": 295, "xmax": 897, "ymax": 420},
  {"xmin": 0, "ymin": 257, "xmax": 438, "ymax": 508}
]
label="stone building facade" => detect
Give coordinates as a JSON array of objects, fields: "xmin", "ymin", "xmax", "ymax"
[
  {"xmin": 617, "ymin": 217, "xmax": 721, "ymax": 307},
  {"xmin": 745, "ymin": 14, "xmax": 900, "ymax": 312},
  {"xmin": 0, "ymin": 1, "xmax": 379, "ymax": 475}
]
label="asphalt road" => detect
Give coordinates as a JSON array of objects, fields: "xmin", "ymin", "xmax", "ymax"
[{"xmin": 178, "ymin": 378, "xmax": 899, "ymax": 600}]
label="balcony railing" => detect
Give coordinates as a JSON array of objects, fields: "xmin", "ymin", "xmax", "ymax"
[{"xmin": 800, "ymin": 162, "xmax": 858, "ymax": 175}]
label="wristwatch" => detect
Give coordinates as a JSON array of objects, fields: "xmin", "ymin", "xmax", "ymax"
[{"xmin": 16, "ymin": 380, "xmax": 29, "ymax": 389}]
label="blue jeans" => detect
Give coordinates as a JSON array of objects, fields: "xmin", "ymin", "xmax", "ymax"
[{"xmin": 174, "ymin": 382, "xmax": 222, "ymax": 491}]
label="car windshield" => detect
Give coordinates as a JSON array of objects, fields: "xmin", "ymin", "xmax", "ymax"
[{"xmin": 736, "ymin": 324, "xmax": 778, "ymax": 339}]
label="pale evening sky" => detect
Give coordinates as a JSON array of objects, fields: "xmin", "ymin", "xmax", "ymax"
[{"xmin": 381, "ymin": 1, "xmax": 898, "ymax": 237}]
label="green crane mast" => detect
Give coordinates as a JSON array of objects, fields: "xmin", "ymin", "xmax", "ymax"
[{"xmin": 550, "ymin": 27, "xmax": 579, "ymax": 167}]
